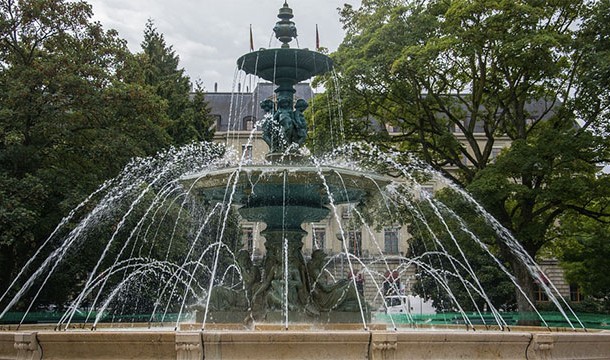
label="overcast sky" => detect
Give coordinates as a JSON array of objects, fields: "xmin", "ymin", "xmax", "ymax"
[{"xmin": 86, "ymin": 0, "xmax": 361, "ymax": 92}]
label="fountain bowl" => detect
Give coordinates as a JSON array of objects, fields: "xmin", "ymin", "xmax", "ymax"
[
  {"xmin": 237, "ymin": 48, "xmax": 333, "ymax": 85},
  {"xmin": 2, "ymin": 323, "xmax": 610, "ymax": 359}
]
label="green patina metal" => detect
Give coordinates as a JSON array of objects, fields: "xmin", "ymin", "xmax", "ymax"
[
  {"xmin": 273, "ymin": 1, "xmax": 298, "ymax": 49},
  {"xmin": 236, "ymin": 1, "xmax": 333, "ymax": 154},
  {"xmin": 182, "ymin": 165, "xmax": 389, "ymax": 232},
  {"xmin": 184, "ymin": 3, "xmax": 390, "ymax": 321}
]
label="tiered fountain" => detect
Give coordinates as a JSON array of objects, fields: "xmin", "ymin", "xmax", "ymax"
[
  {"xmin": 1, "ymin": 2, "xmax": 609, "ymax": 360},
  {"xmin": 181, "ymin": 1, "xmax": 392, "ymax": 325}
]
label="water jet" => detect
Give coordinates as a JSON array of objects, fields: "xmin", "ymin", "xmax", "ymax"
[{"xmin": 1, "ymin": 2, "xmax": 609, "ymax": 359}]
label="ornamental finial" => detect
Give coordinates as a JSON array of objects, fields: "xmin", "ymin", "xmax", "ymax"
[{"xmin": 273, "ymin": 2, "xmax": 297, "ymax": 48}]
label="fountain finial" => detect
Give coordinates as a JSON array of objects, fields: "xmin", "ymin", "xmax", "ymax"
[
  {"xmin": 273, "ymin": 1, "xmax": 297, "ymax": 48},
  {"xmin": 237, "ymin": 1, "xmax": 333, "ymax": 156}
]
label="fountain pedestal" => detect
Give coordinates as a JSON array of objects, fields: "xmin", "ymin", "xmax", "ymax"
[
  {"xmin": 181, "ymin": 1, "xmax": 395, "ymax": 325},
  {"xmin": 183, "ymin": 164, "xmax": 392, "ymax": 322}
]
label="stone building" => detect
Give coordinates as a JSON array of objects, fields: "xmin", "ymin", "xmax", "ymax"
[{"xmin": 204, "ymin": 82, "xmax": 576, "ymax": 309}]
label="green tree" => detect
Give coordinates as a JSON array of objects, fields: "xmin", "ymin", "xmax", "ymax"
[
  {"xmin": 553, "ymin": 212, "xmax": 610, "ymax": 312},
  {"xmin": 140, "ymin": 20, "xmax": 214, "ymax": 144},
  {"xmin": 0, "ymin": 0, "xmax": 177, "ymax": 304},
  {"xmin": 175, "ymin": 81, "xmax": 215, "ymax": 143},
  {"xmin": 572, "ymin": 0, "xmax": 610, "ymax": 134},
  {"xmin": 324, "ymin": 0, "xmax": 610, "ymax": 314},
  {"xmin": 407, "ymin": 189, "xmax": 517, "ymax": 313}
]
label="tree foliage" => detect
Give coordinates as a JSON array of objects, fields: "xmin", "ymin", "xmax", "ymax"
[
  {"xmin": 322, "ymin": 0, "xmax": 610, "ymax": 312},
  {"xmin": 140, "ymin": 20, "xmax": 214, "ymax": 145},
  {"xmin": 0, "ymin": 0, "xmax": 216, "ymax": 306},
  {"xmin": 407, "ymin": 188, "xmax": 517, "ymax": 313},
  {"xmin": 553, "ymin": 211, "xmax": 610, "ymax": 310}
]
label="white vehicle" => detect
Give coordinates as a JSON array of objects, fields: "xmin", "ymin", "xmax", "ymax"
[{"xmin": 382, "ymin": 295, "xmax": 436, "ymax": 315}]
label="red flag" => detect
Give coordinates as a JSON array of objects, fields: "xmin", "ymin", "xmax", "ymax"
[
  {"xmin": 315, "ymin": 24, "xmax": 320, "ymax": 50},
  {"xmin": 249, "ymin": 24, "xmax": 254, "ymax": 51}
]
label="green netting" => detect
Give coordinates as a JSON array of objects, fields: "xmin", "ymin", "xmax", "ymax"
[
  {"xmin": 373, "ymin": 312, "xmax": 610, "ymax": 330},
  {"xmin": 0, "ymin": 312, "xmax": 192, "ymax": 325},
  {"xmin": 2, "ymin": 311, "xmax": 609, "ymax": 330}
]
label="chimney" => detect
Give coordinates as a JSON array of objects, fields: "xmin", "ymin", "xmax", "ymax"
[{"xmin": 214, "ymin": 82, "xmax": 218, "ymax": 92}]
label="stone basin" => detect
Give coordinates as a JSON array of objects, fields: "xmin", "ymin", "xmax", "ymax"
[
  {"xmin": 2, "ymin": 325, "xmax": 609, "ymax": 360},
  {"xmin": 182, "ymin": 164, "xmax": 395, "ymax": 229}
]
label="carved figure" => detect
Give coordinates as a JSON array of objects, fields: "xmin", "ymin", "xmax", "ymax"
[
  {"xmin": 275, "ymin": 95, "xmax": 294, "ymax": 150},
  {"xmin": 307, "ymin": 250, "xmax": 362, "ymax": 312},
  {"xmin": 260, "ymin": 99, "xmax": 275, "ymax": 150},
  {"xmin": 259, "ymin": 95, "xmax": 310, "ymax": 153},
  {"xmin": 293, "ymin": 99, "xmax": 308, "ymax": 146},
  {"xmin": 251, "ymin": 245, "xmax": 280, "ymax": 309},
  {"xmin": 206, "ymin": 250, "xmax": 261, "ymax": 312},
  {"xmin": 236, "ymin": 249, "xmax": 261, "ymax": 304},
  {"xmin": 207, "ymin": 286, "xmax": 248, "ymax": 311}
]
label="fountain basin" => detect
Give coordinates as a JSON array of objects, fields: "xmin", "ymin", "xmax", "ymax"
[
  {"xmin": 182, "ymin": 164, "xmax": 395, "ymax": 228},
  {"xmin": 2, "ymin": 327, "xmax": 610, "ymax": 360},
  {"xmin": 237, "ymin": 48, "xmax": 333, "ymax": 85}
]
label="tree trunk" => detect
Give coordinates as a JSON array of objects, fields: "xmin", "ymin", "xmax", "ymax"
[{"xmin": 508, "ymin": 254, "xmax": 541, "ymax": 326}]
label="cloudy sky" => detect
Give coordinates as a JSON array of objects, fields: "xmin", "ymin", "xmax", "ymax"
[{"xmin": 86, "ymin": 0, "xmax": 362, "ymax": 92}]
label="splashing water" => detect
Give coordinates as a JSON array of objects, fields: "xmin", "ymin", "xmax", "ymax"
[{"xmin": 0, "ymin": 140, "xmax": 584, "ymax": 331}]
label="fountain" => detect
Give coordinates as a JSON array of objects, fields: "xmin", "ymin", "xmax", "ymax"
[
  {"xmin": 179, "ymin": 2, "xmax": 388, "ymax": 325},
  {"xmin": 1, "ymin": 2, "xmax": 609, "ymax": 359}
]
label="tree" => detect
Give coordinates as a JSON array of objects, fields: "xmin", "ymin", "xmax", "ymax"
[
  {"xmin": 552, "ymin": 211, "xmax": 610, "ymax": 312},
  {"xmin": 408, "ymin": 188, "xmax": 517, "ymax": 313},
  {"xmin": 572, "ymin": 0, "xmax": 610, "ymax": 135},
  {"xmin": 324, "ymin": 0, "xmax": 610, "ymax": 314},
  {"xmin": 305, "ymin": 88, "xmax": 382, "ymax": 156},
  {"xmin": 140, "ymin": 20, "xmax": 214, "ymax": 145},
  {"xmin": 0, "ymin": 0, "xmax": 178, "ymax": 304},
  {"xmin": 174, "ymin": 81, "xmax": 215, "ymax": 144}
]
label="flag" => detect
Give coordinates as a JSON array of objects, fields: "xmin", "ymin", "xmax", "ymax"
[
  {"xmin": 315, "ymin": 24, "xmax": 320, "ymax": 50},
  {"xmin": 249, "ymin": 24, "xmax": 254, "ymax": 51}
]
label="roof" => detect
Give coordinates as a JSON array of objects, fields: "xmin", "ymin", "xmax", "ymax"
[{"xmin": 206, "ymin": 82, "xmax": 315, "ymax": 131}]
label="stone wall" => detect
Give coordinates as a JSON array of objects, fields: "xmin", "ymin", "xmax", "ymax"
[
  {"xmin": 539, "ymin": 259, "xmax": 571, "ymax": 300},
  {"xmin": 324, "ymin": 257, "xmax": 416, "ymax": 309},
  {"xmin": 1, "ymin": 328, "xmax": 609, "ymax": 360},
  {"xmin": 0, "ymin": 333, "xmax": 14, "ymax": 360}
]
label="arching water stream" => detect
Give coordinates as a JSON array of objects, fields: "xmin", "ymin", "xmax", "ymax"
[
  {"xmin": 0, "ymin": 1, "xmax": 584, "ymax": 334},
  {"xmin": 0, "ymin": 139, "xmax": 582, "ymax": 332}
]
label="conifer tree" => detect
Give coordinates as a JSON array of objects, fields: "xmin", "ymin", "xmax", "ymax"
[{"xmin": 140, "ymin": 20, "xmax": 214, "ymax": 144}]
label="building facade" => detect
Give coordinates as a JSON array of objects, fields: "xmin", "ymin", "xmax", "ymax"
[{"xmin": 205, "ymin": 82, "xmax": 576, "ymax": 309}]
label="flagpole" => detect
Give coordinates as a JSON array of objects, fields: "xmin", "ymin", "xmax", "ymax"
[{"xmin": 250, "ymin": 24, "xmax": 254, "ymax": 51}]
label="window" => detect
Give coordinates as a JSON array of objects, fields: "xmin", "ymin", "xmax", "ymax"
[
  {"xmin": 242, "ymin": 227, "xmax": 254, "ymax": 253},
  {"xmin": 342, "ymin": 203, "xmax": 356, "ymax": 219},
  {"xmin": 241, "ymin": 145, "xmax": 253, "ymax": 163},
  {"xmin": 384, "ymin": 228, "xmax": 399, "ymax": 254},
  {"xmin": 385, "ymin": 123, "xmax": 402, "ymax": 133},
  {"xmin": 490, "ymin": 148, "xmax": 502, "ymax": 163},
  {"xmin": 421, "ymin": 186, "xmax": 434, "ymax": 194},
  {"xmin": 417, "ymin": 186, "xmax": 435, "ymax": 200},
  {"xmin": 211, "ymin": 114, "xmax": 223, "ymax": 131},
  {"xmin": 242, "ymin": 116, "xmax": 256, "ymax": 131},
  {"xmin": 570, "ymin": 284, "xmax": 583, "ymax": 302},
  {"xmin": 383, "ymin": 271, "xmax": 400, "ymax": 296},
  {"xmin": 347, "ymin": 230, "xmax": 362, "ymax": 257},
  {"xmin": 464, "ymin": 117, "xmax": 486, "ymax": 133},
  {"xmin": 312, "ymin": 227, "xmax": 326, "ymax": 250},
  {"xmin": 534, "ymin": 284, "xmax": 549, "ymax": 302}
]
